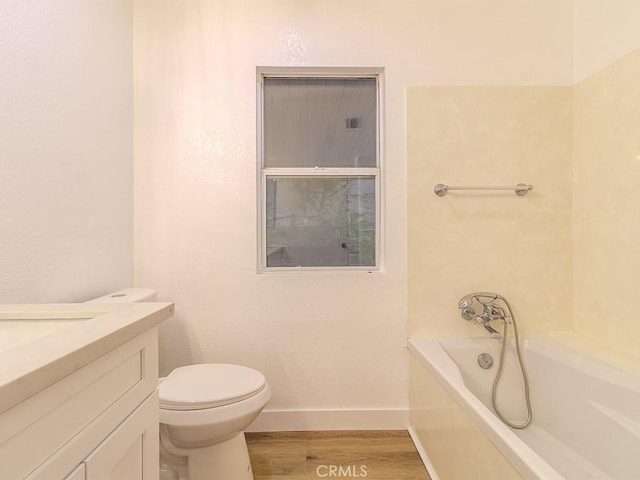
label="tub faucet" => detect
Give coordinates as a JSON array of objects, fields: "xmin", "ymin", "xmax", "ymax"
[{"xmin": 458, "ymin": 292, "xmax": 510, "ymax": 339}]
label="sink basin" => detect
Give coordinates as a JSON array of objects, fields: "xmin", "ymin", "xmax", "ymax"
[{"xmin": 0, "ymin": 318, "xmax": 90, "ymax": 352}]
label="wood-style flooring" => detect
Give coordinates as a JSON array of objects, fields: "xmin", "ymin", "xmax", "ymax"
[{"xmin": 246, "ymin": 430, "xmax": 431, "ymax": 480}]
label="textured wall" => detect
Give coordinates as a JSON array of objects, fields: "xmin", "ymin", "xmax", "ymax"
[
  {"xmin": 0, "ymin": 0, "xmax": 133, "ymax": 302},
  {"xmin": 407, "ymin": 86, "xmax": 574, "ymax": 339},
  {"xmin": 133, "ymin": 0, "xmax": 572, "ymax": 428}
]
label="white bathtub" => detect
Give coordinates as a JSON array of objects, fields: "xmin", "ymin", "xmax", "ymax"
[{"xmin": 408, "ymin": 336, "xmax": 640, "ymax": 480}]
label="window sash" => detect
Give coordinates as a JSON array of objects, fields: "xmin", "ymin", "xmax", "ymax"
[
  {"xmin": 263, "ymin": 77, "xmax": 378, "ymax": 169},
  {"xmin": 260, "ymin": 169, "xmax": 380, "ymax": 271}
]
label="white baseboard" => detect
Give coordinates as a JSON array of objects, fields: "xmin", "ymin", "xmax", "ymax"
[
  {"xmin": 246, "ymin": 408, "xmax": 409, "ymax": 432},
  {"xmin": 407, "ymin": 426, "xmax": 439, "ymax": 480}
]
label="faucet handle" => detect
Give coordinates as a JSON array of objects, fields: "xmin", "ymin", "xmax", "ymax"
[{"xmin": 460, "ymin": 306, "xmax": 477, "ymax": 322}]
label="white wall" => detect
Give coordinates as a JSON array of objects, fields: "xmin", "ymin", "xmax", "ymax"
[
  {"xmin": 0, "ymin": 0, "xmax": 134, "ymax": 303},
  {"xmin": 134, "ymin": 0, "xmax": 572, "ymax": 429}
]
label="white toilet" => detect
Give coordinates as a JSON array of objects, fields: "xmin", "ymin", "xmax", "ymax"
[
  {"xmin": 86, "ymin": 289, "xmax": 271, "ymax": 480},
  {"xmin": 159, "ymin": 363, "xmax": 271, "ymax": 480}
]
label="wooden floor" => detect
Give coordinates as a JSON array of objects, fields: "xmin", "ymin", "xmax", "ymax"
[{"xmin": 246, "ymin": 431, "xmax": 431, "ymax": 480}]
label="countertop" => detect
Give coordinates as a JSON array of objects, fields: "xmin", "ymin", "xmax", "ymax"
[{"xmin": 0, "ymin": 302, "xmax": 174, "ymax": 414}]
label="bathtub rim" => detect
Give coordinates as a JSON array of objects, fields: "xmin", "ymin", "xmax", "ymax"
[{"xmin": 408, "ymin": 336, "xmax": 563, "ymax": 480}]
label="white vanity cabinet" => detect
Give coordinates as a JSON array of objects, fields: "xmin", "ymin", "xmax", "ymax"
[
  {"xmin": 0, "ymin": 302, "xmax": 174, "ymax": 480},
  {"xmin": 71, "ymin": 393, "xmax": 158, "ymax": 480}
]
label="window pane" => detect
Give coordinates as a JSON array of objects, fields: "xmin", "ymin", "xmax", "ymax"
[
  {"xmin": 266, "ymin": 176, "xmax": 375, "ymax": 267},
  {"xmin": 263, "ymin": 78, "xmax": 377, "ymax": 168}
]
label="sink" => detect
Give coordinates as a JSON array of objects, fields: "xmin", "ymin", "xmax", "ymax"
[
  {"xmin": 0, "ymin": 301, "xmax": 175, "ymax": 417},
  {"xmin": 0, "ymin": 318, "xmax": 90, "ymax": 352}
]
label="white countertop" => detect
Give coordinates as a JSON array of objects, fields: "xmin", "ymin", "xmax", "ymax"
[{"xmin": 0, "ymin": 302, "xmax": 174, "ymax": 414}]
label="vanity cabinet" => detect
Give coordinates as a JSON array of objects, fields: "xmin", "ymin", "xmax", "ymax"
[
  {"xmin": 67, "ymin": 393, "xmax": 158, "ymax": 480},
  {"xmin": 0, "ymin": 327, "xmax": 161, "ymax": 480}
]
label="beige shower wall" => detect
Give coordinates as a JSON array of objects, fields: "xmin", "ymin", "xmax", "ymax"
[
  {"xmin": 573, "ymin": 48, "xmax": 640, "ymax": 359},
  {"xmin": 573, "ymin": 0, "xmax": 640, "ymax": 83},
  {"xmin": 407, "ymin": 86, "xmax": 574, "ymax": 338},
  {"xmin": 407, "ymin": 53, "xmax": 640, "ymax": 367}
]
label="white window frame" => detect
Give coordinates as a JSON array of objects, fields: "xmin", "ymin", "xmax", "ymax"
[{"xmin": 256, "ymin": 67, "xmax": 384, "ymax": 272}]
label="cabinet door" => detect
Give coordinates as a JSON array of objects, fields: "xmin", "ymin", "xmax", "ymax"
[{"xmin": 83, "ymin": 393, "xmax": 159, "ymax": 480}]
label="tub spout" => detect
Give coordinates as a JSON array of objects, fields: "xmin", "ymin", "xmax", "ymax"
[{"xmin": 483, "ymin": 323, "xmax": 502, "ymax": 339}]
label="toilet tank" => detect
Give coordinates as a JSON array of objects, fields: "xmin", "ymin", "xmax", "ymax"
[{"xmin": 84, "ymin": 288, "xmax": 157, "ymax": 303}]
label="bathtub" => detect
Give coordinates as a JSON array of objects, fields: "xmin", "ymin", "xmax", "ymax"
[{"xmin": 408, "ymin": 336, "xmax": 640, "ymax": 480}]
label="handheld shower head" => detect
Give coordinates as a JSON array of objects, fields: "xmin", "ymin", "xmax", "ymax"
[
  {"xmin": 458, "ymin": 292, "xmax": 501, "ymax": 309},
  {"xmin": 458, "ymin": 294, "xmax": 475, "ymax": 309}
]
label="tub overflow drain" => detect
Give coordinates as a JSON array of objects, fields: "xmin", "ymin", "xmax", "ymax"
[{"xmin": 477, "ymin": 353, "xmax": 494, "ymax": 369}]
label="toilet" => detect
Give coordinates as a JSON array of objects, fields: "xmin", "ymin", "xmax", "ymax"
[
  {"xmin": 86, "ymin": 289, "xmax": 271, "ymax": 480},
  {"xmin": 159, "ymin": 364, "xmax": 270, "ymax": 480}
]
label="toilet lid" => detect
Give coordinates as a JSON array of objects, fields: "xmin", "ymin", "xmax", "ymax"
[{"xmin": 159, "ymin": 364, "xmax": 266, "ymax": 411}]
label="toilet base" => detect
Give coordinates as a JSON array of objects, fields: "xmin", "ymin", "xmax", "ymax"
[
  {"xmin": 189, "ymin": 432, "xmax": 253, "ymax": 480},
  {"xmin": 162, "ymin": 432, "xmax": 253, "ymax": 480}
]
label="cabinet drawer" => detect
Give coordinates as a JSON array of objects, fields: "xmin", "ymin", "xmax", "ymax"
[{"xmin": 0, "ymin": 329, "xmax": 158, "ymax": 479}]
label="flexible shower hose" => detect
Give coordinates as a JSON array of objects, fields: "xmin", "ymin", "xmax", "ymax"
[{"xmin": 491, "ymin": 297, "xmax": 532, "ymax": 429}]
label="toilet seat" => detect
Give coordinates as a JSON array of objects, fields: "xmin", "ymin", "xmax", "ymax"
[{"xmin": 159, "ymin": 363, "xmax": 266, "ymax": 411}]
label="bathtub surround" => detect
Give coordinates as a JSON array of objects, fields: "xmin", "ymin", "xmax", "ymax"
[
  {"xmin": 407, "ymin": 85, "xmax": 574, "ymax": 340},
  {"xmin": 407, "ymin": 4, "xmax": 640, "ymax": 479},
  {"xmin": 408, "ymin": 43, "xmax": 640, "ymax": 479},
  {"xmin": 408, "ymin": 47, "xmax": 640, "ymax": 365},
  {"xmin": 573, "ymin": 48, "xmax": 640, "ymax": 362},
  {"xmin": 572, "ymin": 4, "xmax": 640, "ymax": 371},
  {"xmin": 573, "ymin": 0, "xmax": 640, "ymax": 83}
]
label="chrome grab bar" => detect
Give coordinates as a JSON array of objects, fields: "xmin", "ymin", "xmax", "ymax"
[{"xmin": 433, "ymin": 183, "xmax": 533, "ymax": 197}]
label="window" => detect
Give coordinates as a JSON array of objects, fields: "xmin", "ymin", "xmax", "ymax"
[{"xmin": 257, "ymin": 68, "xmax": 383, "ymax": 271}]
